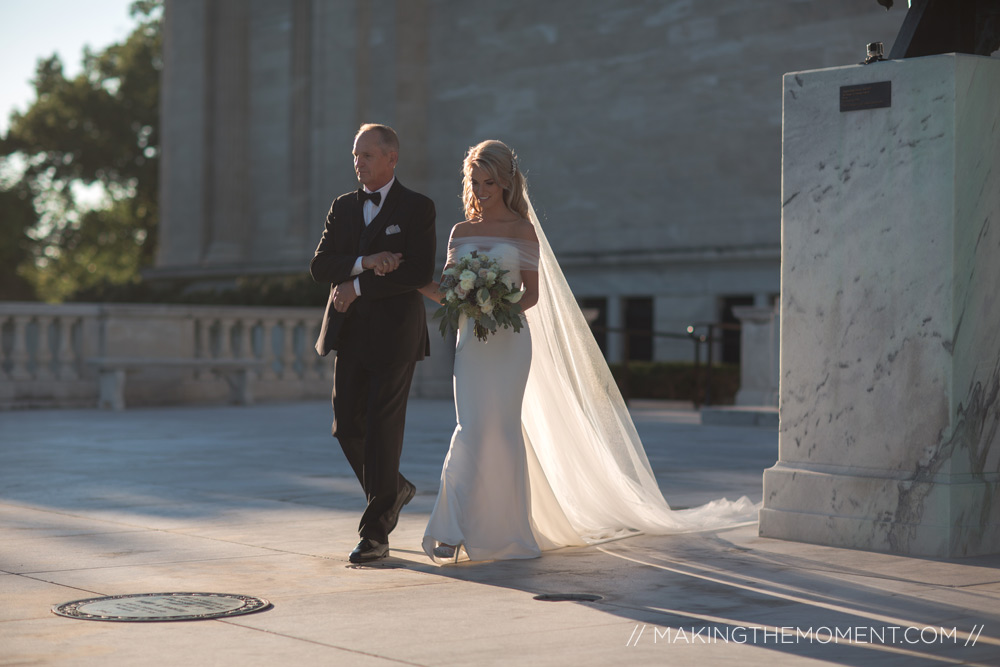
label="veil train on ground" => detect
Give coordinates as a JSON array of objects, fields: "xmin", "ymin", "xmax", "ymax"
[{"xmin": 519, "ymin": 195, "xmax": 760, "ymax": 547}]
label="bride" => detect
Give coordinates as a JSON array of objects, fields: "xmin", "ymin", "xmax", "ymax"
[{"xmin": 417, "ymin": 140, "xmax": 756, "ymax": 564}]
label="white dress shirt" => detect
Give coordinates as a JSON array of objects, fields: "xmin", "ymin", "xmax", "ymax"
[{"xmin": 351, "ymin": 177, "xmax": 395, "ymax": 295}]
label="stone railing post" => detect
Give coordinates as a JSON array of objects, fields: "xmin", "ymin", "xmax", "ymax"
[
  {"xmin": 54, "ymin": 315, "xmax": 79, "ymax": 380},
  {"xmin": 260, "ymin": 318, "xmax": 279, "ymax": 380},
  {"xmin": 275, "ymin": 317, "xmax": 293, "ymax": 379},
  {"xmin": 9, "ymin": 315, "xmax": 33, "ymax": 380},
  {"xmin": 238, "ymin": 317, "xmax": 254, "ymax": 360},
  {"xmin": 221, "ymin": 318, "xmax": 238, "ymax": 359},
  {"xmin": 193, "ymin": 316, "xmax": 211, "ymax": 378},
  {"xmin": 34, "ymin": 315, "xmax": 55, "ymax": 381}
]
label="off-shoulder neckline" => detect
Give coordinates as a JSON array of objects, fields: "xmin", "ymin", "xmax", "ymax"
[{"xmin": 449, "ymin": 234, "xmax": 537, "ymax": 244}]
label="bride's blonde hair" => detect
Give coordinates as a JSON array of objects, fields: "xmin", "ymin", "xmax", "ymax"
[{"xmin": 461, "ymin": 140, "xmax": 528, "ymax": 220}]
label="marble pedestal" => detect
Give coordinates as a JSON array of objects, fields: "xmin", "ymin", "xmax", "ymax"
[
  {"xmin": 760, "ymin": 54, "xmax": 1000, "ymax": 557},
  {"xmin": 733, "ymin": 305, "xmax": 780, "ymax": 407}
]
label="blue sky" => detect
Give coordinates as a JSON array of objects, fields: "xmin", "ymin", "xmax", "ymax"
[{"xmin": 0, "ymin": 0, "xmax": 136, "ymax": 134}]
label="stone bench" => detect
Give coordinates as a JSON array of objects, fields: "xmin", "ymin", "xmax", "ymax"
[{"xmin": 86, "ymin": 357, "xmax": 267, "ymax": 410}]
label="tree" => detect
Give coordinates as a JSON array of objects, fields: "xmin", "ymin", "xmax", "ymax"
[
  {"xmin": 0, "ymin": 0, "xmax": 161, "ymax": 302},
  {"xmin": 0, "ymin": 175, "xmax": 38, "ymax": 300}
]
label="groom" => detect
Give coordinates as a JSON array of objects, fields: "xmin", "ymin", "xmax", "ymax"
[{"xmin": 310, "ymin": 123, "xmax": 436, "ymax": 563}]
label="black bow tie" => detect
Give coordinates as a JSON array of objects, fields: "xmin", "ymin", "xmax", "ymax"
[{"xmin": 358, "ymin": 189, "xmax": 382, "ymax": 206}]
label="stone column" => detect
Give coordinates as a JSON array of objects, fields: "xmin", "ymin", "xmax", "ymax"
[
  {"xmin": 286, "ymin": 0, "xmax": 313, "ymax": 257},
  {"xmin": 761, "ymin": 54, "xmax": 1000, "ymax": 557},
  {"xmin": 308, "ymin": 0, "xmax": 357, "ymax": 253},
  {"xmin": 203, "ymin": 0, "xmax": 250, "ymax": 265},
  {"xmin": 155, "ymin": 0, "xmax": 208, "ymax": 271},
  {"xmin": 394, "ymin": 0, "xmax": 430, "ymax": 193}
]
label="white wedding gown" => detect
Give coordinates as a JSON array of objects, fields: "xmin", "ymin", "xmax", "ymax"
[
  {"xmin": 422, "ymin": 237, "xmax": 573, "ymax": 563},
  {"xmin": 424, "ymin": 210, "xmax": 759, "ymax": 565}
]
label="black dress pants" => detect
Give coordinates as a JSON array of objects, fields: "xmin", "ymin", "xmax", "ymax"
[{"xmin": 332, "ymin": 349, "xmax": 415, "ymax": 544}]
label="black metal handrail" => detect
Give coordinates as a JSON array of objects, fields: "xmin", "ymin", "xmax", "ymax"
[
  {"xmin": 589, "ymin": 322, "xmax": 740, "ymax": 408},
  {"xmin": 686, "ymin": 321, "xmax": 740, "ymax": 409}
]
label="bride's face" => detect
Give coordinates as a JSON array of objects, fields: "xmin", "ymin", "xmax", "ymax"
[{"xmin": 470, "ymin": 165, "xmax": 504, "ymax": 216}]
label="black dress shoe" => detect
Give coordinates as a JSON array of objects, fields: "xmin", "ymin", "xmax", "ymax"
[
  {"xmin": 349, "ymin": 538, "xmax": 389, "ymax": 563},
  {"xmin": 384, "ymin": 481, "xmax": 416, "ymax": 534}
]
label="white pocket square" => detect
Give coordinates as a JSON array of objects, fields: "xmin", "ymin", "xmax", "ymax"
[{"xmin": 385, "ymin": 224, "xmax": 401, "ymax": 235}]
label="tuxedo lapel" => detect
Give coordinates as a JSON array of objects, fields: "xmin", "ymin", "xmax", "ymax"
[
  {"xmin": 360, "ymin": 181, "xmax": 403, "ymax": 254},
  {"xmin": 350, "ymin": 195, "xmax": 366, "ymax": 242}
]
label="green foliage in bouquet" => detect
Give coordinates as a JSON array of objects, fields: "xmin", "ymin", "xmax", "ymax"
[{"xmin": 433, "ymin": 251, "xmax": 524, "ymax": 342}]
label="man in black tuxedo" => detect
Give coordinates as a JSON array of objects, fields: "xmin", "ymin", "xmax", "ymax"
[{"xmin": 310, "ymin": 124, "xmax": 436, "ymax": 563}]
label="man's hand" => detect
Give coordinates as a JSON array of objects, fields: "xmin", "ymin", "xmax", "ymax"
[
  {"xmin": 362, "ymin": 251, "xmax": 403, "ymax": 276},
  {"xmin": 332, "ymin": 281, "xmax": 359, "ymax": 313}
]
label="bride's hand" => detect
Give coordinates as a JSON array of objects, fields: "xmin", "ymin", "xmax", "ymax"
[
  {"xmin": 375, "ymin": 260, "xmax": 404, "ymax": 277},
  {"xmin": 418, "ymin": 281, "xmax": 443, "ymax": 302},
  {"xmin": 364, "ymin": 251, "xmax": 403, "ymax": 276}
]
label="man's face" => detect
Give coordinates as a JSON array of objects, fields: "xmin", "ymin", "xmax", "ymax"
[{"xmin": 353, "ymin": 131, "xmax": 396, "ymax": 191}]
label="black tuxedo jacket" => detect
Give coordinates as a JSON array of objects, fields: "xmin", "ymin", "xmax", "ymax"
[{"xmin": 310, "ymin": 179, "xmax": 436, "ymax": 366}]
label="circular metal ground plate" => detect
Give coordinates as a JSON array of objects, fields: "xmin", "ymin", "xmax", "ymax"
[{"xmin": 52, "ymin": 592, "xmax": 272, "ymax": 622}]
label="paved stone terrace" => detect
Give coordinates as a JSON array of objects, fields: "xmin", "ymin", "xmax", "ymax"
[{"xmin": 2, "ymin": 400, "xmax": 998, "ymax": 666}]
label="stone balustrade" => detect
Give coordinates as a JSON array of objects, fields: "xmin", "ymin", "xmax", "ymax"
[{"xmin": 0, "ymin": 302, "xmax": 334, "ymax": 409}]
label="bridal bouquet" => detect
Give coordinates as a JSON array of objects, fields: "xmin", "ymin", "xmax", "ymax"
[{"xmin": 433, "ymin": 251, "xmax": 524, "ymax": 342}]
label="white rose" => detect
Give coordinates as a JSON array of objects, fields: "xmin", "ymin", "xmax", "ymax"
[
  {"xmin": 459, "ymin": 270, "xmax": 477, "ymax": 282},
  {"xmin": 481, "ymin": 302, "xmax": 494, "ymax": 315},
  {"xmin": 455, "ymin": 285, "xmax": 469, "ymax": 299},
  {"xmin": 459, "ymin": 278, "xmax": 475, "ymax": 291},
  {"xmin": 485, "ymin": 270, "xmax": 497, "ymax": 283},
  {"xmin": 504, "ymin": 290, "xmax": 524, "ymax": 303}
]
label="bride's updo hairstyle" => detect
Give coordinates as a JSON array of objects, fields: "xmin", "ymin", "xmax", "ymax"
[{"xmin": 461, "ymin": 140, "xmax": 529, "ymax": 220}]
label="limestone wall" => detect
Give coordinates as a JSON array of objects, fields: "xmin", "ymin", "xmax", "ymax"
[{"xmin": 156, "ymin": 0, "xmax": 907, "ymax": 368}]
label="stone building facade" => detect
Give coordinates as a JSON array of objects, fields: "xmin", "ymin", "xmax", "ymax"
[{"xmin": 155, "ymin": 0, "xmax": 905, "ymax": 393}]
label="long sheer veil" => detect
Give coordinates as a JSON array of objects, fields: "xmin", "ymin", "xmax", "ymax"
[{"xmin": 519, "ymin": 194, "xmax": 759, "ymax": 546}]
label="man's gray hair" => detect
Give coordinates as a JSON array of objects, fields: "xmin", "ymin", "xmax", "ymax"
[{"xmin": 356, "ymin": 123, "xmax": 400, "ymax": 155}]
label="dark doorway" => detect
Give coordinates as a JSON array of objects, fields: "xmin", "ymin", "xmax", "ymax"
[
  {"xmin": 720, "ymin": 295, "xmax": 754, "ymax": 364},
  {"xmin": 624, "ymin": 297, "xmax": 653, "ymax": 361}
]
